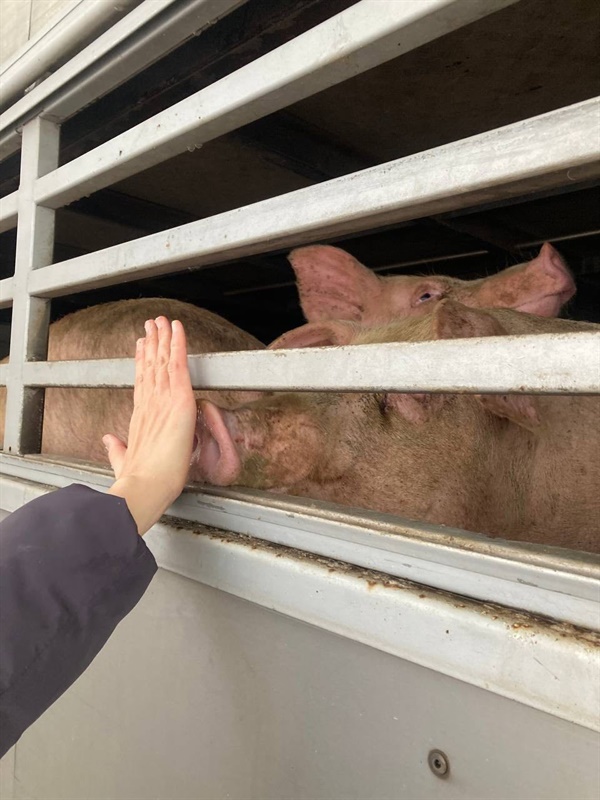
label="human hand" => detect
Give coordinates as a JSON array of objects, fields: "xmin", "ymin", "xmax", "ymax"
[{"xmin": 104, "ymin": 317, "xmax": 197, "ymax": 535}]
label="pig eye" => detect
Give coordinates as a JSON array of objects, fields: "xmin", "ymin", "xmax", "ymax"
[
  {"xmin": 417, "ymin": 291, "xmax": 439, "ymax": 303},
  {"xmin": 414, "ymin": 287, "xmax": 444, "ymax": 306}
]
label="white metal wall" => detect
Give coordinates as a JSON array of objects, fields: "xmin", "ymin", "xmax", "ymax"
[
  {"xmin": 1, "ymin": 0, "xmax": 76, "ymax": 64},
  {"xmin": 1, "ymin": 565, "xmax": 599, "ymax": 800}
]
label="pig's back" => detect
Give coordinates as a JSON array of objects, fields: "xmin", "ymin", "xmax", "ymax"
[{"xmin": 47, "ymin": 298, "xmax": 263, "ymax": 360}]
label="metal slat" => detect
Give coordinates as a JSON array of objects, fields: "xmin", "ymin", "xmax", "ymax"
[
  {"xmin": 0, "ymin": 191, "xmax": 18, "ymax": 233},
  {"xmin": 29, "ymin": 98, "xmax": 600, "ymax": 297},
  {"xmin": 0, "ymin": 460, "xmax": 598, "ymax": 634},
  {"xmin": 0, "ymin": 0, "xmax": 248, "ymax": 161},
  {"xmin": 17, "ymin": 333, "xmax": 600, "ymax": 395},
  {"xmin": 0, "ymin": 278, "xmax": 14, "ymax": 309},
  {"xmin": 32, "ymin": 0, "xmax": 519, "ymax": 210}
]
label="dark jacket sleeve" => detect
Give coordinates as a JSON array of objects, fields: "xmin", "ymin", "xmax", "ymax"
[{"xmin": 0, "ymin": 484, "xmax": 157, "ymax": 757}]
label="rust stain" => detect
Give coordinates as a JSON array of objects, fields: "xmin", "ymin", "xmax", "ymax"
[{"xmin": 163, "ymin": 516, "xmax": 600, "ymax": 649}]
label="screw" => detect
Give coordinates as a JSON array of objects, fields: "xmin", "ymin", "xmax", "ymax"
[{"xmin": 428, "ymin": 749, "xmax": 449, "ymax": 778}]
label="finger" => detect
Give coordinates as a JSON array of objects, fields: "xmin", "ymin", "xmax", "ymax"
[
  {"xmin": 154, "ymin": 316, "xmax": 171, "ymax": 392},
  {"xmin": 143, "ymin": 319, "xmax": 158, "ymax": 395},
  {"xmin": 168, "ymin": 320, "xmax": 193, "ymax": 394},
  {"xmin": 133, "ymin": 337, "xmax": 145, "ymax": 408},
  {"xmin": 103, "ymin": 434, "xmax": 127, "ymax": 479}
]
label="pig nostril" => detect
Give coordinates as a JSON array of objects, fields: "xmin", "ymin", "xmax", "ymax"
[{"xmin": 192, "ymin": 434, "xmax": 199, "ymax": 451}]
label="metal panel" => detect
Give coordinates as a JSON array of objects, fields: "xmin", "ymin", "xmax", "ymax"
[
  {"xmin": 0, "ymin": 0, "xmax": 139, "ymax": 106},
  {"xmin": 29, "ymin": 98, "xmax": 600, "ymax": 296},
  {"xmin": 0, "ymin": 0, "xmax": 248, "ymax": 161},
  {"xmin": 17, "ymin": 332, "xmax": 600, "ymax": 394},
  {"xmin": 2, "ymin": 463, "xmax": 598, "ymax": 631},
  {"xmin": 6, "ymin": 568, "xmax": 599, "ymax": 799},
  {"xmin": 0, "ymin": 191, "xmax": 18, "ymax": 233},
  {"xmin": 32, "ymin": 0, "xmax": 520, "ymax": 209},
  {"xmin": 3, "ymin": 118, "xmax": 58, "ymax": 454}
]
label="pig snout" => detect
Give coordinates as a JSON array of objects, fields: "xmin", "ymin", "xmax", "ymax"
[
  {"xmin": 193, "ymin": 397, "xmax": 325, "ymax": 490},
  {"xmin": 194, "ymin": 401, "xmax": 242, "ymax": 486}
]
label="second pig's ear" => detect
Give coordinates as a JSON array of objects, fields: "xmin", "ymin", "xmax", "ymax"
[
  {"xmin": 268, "ymin": 320, "xmax": 357, "ymax": 349},
  {"xmin": 431, "ymin": 299, "xmax": 507, "ymax": 340},
  {"xmin": 431, "ymin": 301, "xmax": 540, "ymax": 431},
  {"xmin": 382, "ymin": 392, "xmax": 445, "ymax": 424},
  {"xmin": 476, "ymin": 394, "xmax": 540, "ymax": 432},
  {"xmin": 288, "ymin": 245, "xmax": 382, "ymax": 323}
]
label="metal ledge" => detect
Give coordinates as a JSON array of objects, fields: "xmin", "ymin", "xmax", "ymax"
[{"xmin": 1, "ymin": 453, "xmax": 598, "ymax": 631}]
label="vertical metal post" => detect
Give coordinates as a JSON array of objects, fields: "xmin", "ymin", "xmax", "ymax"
[{"xmin": 4, "ymin": 117, "xmax": 59, "ymax": 454}]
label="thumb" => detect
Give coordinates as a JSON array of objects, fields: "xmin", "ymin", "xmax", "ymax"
[{"xmin": 103, "ymin": 434, "xmax": 127, "ymax": 478}]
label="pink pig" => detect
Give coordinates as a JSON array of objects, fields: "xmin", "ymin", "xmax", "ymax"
[{"xmin": 194, "ymin": 302, "xmax": 599, "ymax": 553}]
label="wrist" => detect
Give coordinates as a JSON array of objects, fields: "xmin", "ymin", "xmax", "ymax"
[{"xmin": 108, "ymin": 477, "xmax": 172, "ymax": 536}]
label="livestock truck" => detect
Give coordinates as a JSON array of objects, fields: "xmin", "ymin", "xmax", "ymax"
[{"xmin": 0, "ymin": 1, "xmax": 598, "ymax": 798}]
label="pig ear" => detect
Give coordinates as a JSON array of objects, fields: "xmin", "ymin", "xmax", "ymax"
[
  {"xmin": 476, "ymin": 394, "xmax": 540, "ymax": 431},
  {"xmin": 431, "ymin": 302, "xmax": 541, "ymax": 430},
  {"xmin": 268, "ymin": 320, "xmax": 357, "ymax": 349},
  {"xmin": 470, "ymin": 243, "xmax": 575, "ymax": 317},
  {"xmin": 288, "ymin": 245, "xmax": 382, "ymax": 322},
  {"xmin": 383, "ymin": 393, "xmax": 444, "ymax": 424},
  {"xmin": 517, "ymin": 243, "xmax": 576, "ymax": 316},
  {"xmin": 432, "ymin": 299, "xmax": 507, "ymax": 340}
]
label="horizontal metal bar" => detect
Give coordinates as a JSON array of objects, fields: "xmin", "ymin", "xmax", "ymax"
[
  {"xmin": 0, "ymin": 278, "xmax": 14, "ymax": 309},
  {"xmin": 0, "ymin": 457, "xmax": 598, "ymax": 634},
  {"xmin": 0, "ymin": 0, "xmax": 247, "ymax": 162},
  {"xmin": 33, "ymin": 0, "xmax": 519, "ymax": 209},
  {"xmin": 29, "ymin": 98, "xmax": 600, "ymax": 297},
  {"xmin": 0, "ymin": 191, "xmax": 18, "ymax": 233},
  {"xmin": 19, "ymin": 333, "xmax": 600, "ymax": 394}
]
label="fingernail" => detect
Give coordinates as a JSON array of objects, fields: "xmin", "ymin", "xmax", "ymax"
[
  {"xmin": 144, "ymin": 320, "xmax": 152, "ymax": 334},
  {"xmin": 155, "ymin": 316, "xmax": 165, "ymax": 327},
  {"xmin": 102, "ymin": 436, "xmax": 109, "ymax": 451}
]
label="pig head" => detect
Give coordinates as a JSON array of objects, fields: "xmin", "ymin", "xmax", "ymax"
[
  {"xmin": 193, "ymin": 302, "xmax": 599, "ymax": 553},
  {"xmin": 288, "ymin": 243, "xmax": 575, "ymax": 324}
]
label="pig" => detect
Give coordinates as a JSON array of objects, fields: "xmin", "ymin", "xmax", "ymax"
[
  {"xmin": 0, "ymin": 298, "xmax": 264, "ymax": 463},
  {"xmin": 194, "ymin": 301, "xmax": 599, "ymax": 553},
  {"xmin": 289, "ymin": 242, "xmax": 576, "ymax": 325}
]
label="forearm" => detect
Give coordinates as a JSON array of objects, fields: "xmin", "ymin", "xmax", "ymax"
[{"xmin": 0, "ymin": 484, "xmax": 157, "ymax": 756}]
